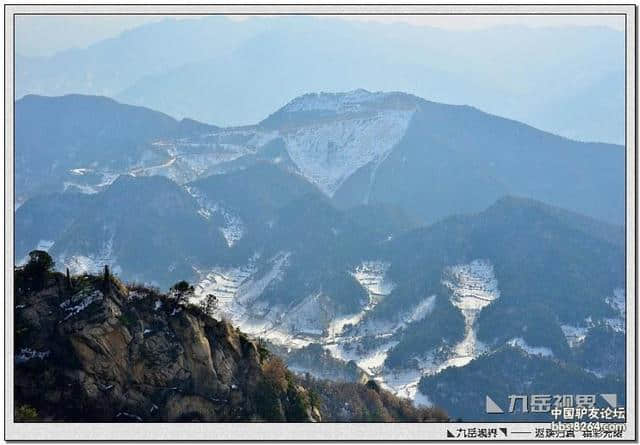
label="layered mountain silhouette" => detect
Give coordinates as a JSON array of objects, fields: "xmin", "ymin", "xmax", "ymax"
[
  {"xmin": 14, "ymin": 89, "xmax": 626, "ymax": 421},
  {"xmin": 16, "ymin": 16, "xmax": 624, "ymax": 143},
  {"xmin": 16, "ymin": 91, "xmax": 624, "ymax": 224}
]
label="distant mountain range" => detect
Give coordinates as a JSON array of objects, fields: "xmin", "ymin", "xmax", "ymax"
[
  {"xmin": 14, "ymin": 90, "xmax": 626, "ymax": 420},
  {"xmin": 16, "ymin": 91, "xmax": 624, "ymax": 224},
  {"xmin": 15, "ymin": 16, "xmax": 624, "ymax": 144}
]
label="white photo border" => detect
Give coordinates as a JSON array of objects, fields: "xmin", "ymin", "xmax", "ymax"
[{"xmin": 4, "ymin": 3, "xmax": 636, "ymax": 441}]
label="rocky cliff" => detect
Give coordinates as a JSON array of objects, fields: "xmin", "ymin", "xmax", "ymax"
[{"xmin": 14, "ymin": 262, "xmax": 447, "ymax": 422}]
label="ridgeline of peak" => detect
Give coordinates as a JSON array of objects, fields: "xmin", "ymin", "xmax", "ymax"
[
  {"xmin": 263, "ymin": 89, "xmax": 421, "ymax": 122},
  {"xmin": 291, "ymin": 89, "xmax": 420, "ymax": 110}
]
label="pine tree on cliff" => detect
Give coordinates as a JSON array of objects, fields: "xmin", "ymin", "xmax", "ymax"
[
  {"xmin": 204, "ymin": 294, "xmax": 217, "ymax": 316},
  {"xmin": 23, "ymin": 250, "xmax": 54, "ymax": 291},
  {"xmin": 65, "ymin": 267, "xmax": 72, "ymax": 290},
  {"xmin": 171, "ymin": 280, "xmax": 195, "ymax": 306},
  {"xmin": 103, "ymin": 265, "xmax": 110, "ymax": 293},
  {"xmin": 55, "ymin": 274, "xmax": 64, "ymax": 300}
]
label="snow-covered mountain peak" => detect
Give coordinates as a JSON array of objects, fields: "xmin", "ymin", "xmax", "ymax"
[{"xmin": 250, "ymin": 90, "xmax": 422, "ymax": 196}]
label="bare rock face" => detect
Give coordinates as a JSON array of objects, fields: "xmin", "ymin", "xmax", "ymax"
[
  {"xmin": 15, "ymin": 269, "xmax": 448, "ymax": 423},
  {"xmin": 14, "ymin": 273, "xmax": 318, "ymax": 422}
]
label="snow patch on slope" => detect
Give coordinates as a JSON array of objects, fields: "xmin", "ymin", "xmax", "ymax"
[
  {"xmin": 151, "ymin": 128, "xmax": 277, "ymax": 184},
  {"xmin": 378, "ymin": 368, "xmax": 426, "ymax": 402},
  {"xmin": 16, "ymin": 348, "xmax": 51, "ymax": 364},
  {"xmin": 324, "ymin": 262, "xmax": 437, "ymax": 384},
  {"xmin": 60, "ymin": 231, "xmax": 121, "ymax": 276},
  {"xmin": 235, "ymin": 253, "xmax": 290, "ymax": 306},
  {"xmin": 438, "ymin": 259, "xmax": 500, "ymax": 369},
  {"xmin": 562, "ymin": 288, "xmax": 625, "ymax": 347},
  {"xmin": 604, "ymin": 287, "xmax": 625, "ymax": 332},
  {"xmin": 192, "ymin": 252, "xmax": 305, "ymax": 347},
  {"xmin": 507, "ymin": 338, "xmax": 554, "ymax": 357},
  {"xmin": 352, "ymin": 261, "xmax": 395, "ymax": 301},
  {"xmin": 607, "ymin": 287, "xmax": 625, "ymax": 315},
  {"xmin": 60, "ymin": 128, "xmax": 277, "ymax": 198},
  {"xmin": 327, "ymin": 261, "xmax": 395, "ymax": 338},
  {"xmin": 195, "ymin": 265, "xmax": 255, "ymax": 306},
  {"xmin": 69, "ymin": 168, "xmax": 93, "ymax": 176},
  {"xmin": 282, "ymin": 110, "xmax": 414, "ymax": 196},
  {"xmin": 59, "ymin": 289, "xmax": 103, "ymax": 320},
  {"xmin": 281, "ymin": 292, "xmax": 334, "ymax": 336},
  {"xmin": 444, "ymin": 260, "xmax": 500, "ymax": 311},
  {"xmin": 404, "ymin": 296, "xmax": 437, "ymax": 325},
  {"xmin": 63, "ymin": 182, "xmax": 100, "ymax": 195},
  {"xmin": 185, "ymin": 185, "xmax": 245, "ymax": 247},
  {"xmin": 218, "ymin": 212, "xmax": 245, "ymax": 247},
  {"xmin": 561, "ymin": 324, "xmax": 589, "ymax": 348},
  {"xmin": 188, "ymin": 256, "xmax": 497, "ymax": 407},
  {"xmin": 63, "ymin": 171, "xmax": 119, "ymax": 195},
  {"xmin": 325, "ymin": 339, "xmax": 399, "ymax": 377},
  {"xmin": 342, "ymin": 260, "xmax": 497, "ymax": 396}
]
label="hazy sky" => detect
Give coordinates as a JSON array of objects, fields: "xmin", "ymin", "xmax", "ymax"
[{"xmin": 16, "ymin": 14, "xmax": 625, "ymax": 57}]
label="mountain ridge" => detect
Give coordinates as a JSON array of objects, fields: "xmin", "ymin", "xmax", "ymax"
[
  {"xmin": 14, "ymin": 173, "xmax": 625, "ymax": 417},
  {"xmin": 15, "ymin": 94, "xmax": 217, "ymax": 205}
]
